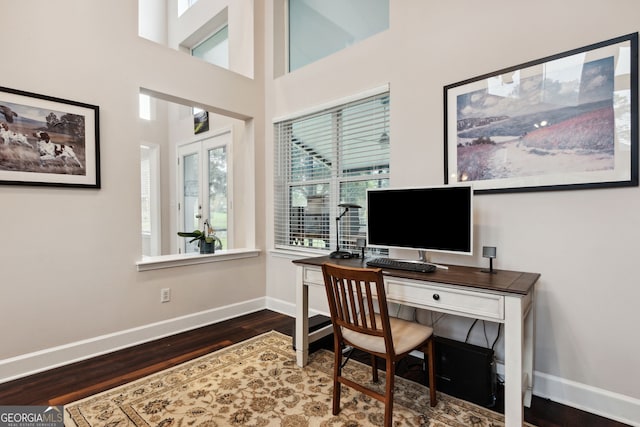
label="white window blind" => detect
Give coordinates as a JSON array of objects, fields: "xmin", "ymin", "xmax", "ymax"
[{"xmin": 274, "ymin": 92, "xmax": 390, "ymax": 253}]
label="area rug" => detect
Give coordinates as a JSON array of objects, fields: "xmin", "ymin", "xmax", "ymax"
[{"xmin": 65, "ymin": 330, "xmax": 527, "ymax": 426}]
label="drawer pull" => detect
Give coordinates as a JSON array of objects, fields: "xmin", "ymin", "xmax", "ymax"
[{"xmin": 433, "ymin": 294, "xmax": 440, "ymax": 301}]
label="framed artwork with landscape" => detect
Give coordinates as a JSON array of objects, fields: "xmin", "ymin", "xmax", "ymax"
[
  {"xmin": 0, "ymin": 86, "xmax": 100, "ymax": 188},
  {"xmin": 444, "ymin": 33, "xmax": 638, "ymax": 194}
]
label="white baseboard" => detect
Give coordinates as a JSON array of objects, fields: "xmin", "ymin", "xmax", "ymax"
[
  {"xmin": 0, "ymin": 297, "xmax": 267, "ymax": 384},
  {"xmin": 532, "ymin": 370, "xmax": 640, "ymax": 426},
  {"xmin": 263, "ymin": 296, "xmax": 296, "ymax": 316},
  {"xmin": 492, "ymin": 362, "xmax": 639, "ymax": 425},
  {"xmin": 265, "ymin": 296, "xmax": 327, "ymax": 318}
]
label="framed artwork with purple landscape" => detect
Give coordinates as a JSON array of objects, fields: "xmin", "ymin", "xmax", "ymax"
[
  {"xmin": 444, "ymin": 33, "xmax": 638, "ymax": 193},
  {"xmin": 0, "ymin": 86, "xmax": 100, "ymax": 188}
]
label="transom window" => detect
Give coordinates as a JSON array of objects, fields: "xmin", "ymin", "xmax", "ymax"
[
  {"xmin": 178, "ymin": 0, "xmax": 199, "ymax": 16},
  {"xmin": 274, "ymin": 91, "xmax": 390, "ymax": 253},
  {"xmin": 288, "ymin": 0, "xmax": 389, "ymax": 71},
  {"xmin": 192, "ymin": 25, "xmax": 229, "ymax": 69}
]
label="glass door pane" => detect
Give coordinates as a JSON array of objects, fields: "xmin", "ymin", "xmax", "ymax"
[
  {"xmin": 207, "ymin": 145, "xmax": 227, "ymax": 249},
  {"xmin": 179, "ymin": 145, "xmax": 201, "ymax": 253}
]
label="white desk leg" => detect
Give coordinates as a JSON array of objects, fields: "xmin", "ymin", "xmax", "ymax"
[
  {"xmin": 295, "ymin": 266, "xmax": 309, "ymax": 367},
  {"xmin": 504, "ymin": 295, "xmax": 524, "ymax": 427},
  {"xmin": 523, "ymin": 288, "xmax": 536, "ymax": 407}
]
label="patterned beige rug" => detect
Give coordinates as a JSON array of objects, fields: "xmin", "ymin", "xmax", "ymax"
[{"xmin": 65, "ymin": 330, "xmax": 528, "ymax": 426}]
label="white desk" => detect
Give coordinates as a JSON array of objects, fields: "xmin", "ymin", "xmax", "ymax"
[{"xmin": 293, "ymin": 256, "xmax": 539, "ymax": 427}]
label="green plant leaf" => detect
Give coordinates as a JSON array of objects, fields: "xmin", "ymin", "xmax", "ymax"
[{"xmin": 178, "ymin": 229, "xmax": 203, "ymax": 238}]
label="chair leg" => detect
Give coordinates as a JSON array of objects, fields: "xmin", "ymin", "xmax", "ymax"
[
  {"xmin": 426, "ymin": 338, "xmax": 437, "ymax": 407},
  {"xmin": 371, "ymin": 354, "xmax": 379, "ymax": 383},
  {"xmin": 333, "ymin": 341, "xmax": 343, "ymax": 415},
  {"xmin": 384, "ymin": 358, "xmax": 395, "ymax": 427}
]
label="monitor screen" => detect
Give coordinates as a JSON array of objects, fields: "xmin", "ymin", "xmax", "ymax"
[{"xmin": 366, "ymin": 185, "xmax": 473, "ymax": 255}]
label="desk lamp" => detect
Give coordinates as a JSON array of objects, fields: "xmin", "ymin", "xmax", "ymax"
[{"xmin": 329, "ymin": 203, "xmax": 361, "ymax": 259}]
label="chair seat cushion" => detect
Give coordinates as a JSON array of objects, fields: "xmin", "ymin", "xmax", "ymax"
[{"xmin": 342, "ymin": 315, "xmax": 433, "ymax": 355}]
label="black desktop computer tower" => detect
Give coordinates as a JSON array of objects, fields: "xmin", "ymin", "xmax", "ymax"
[{"xmin": 434, "ymin": 336, "xmax": 497, "ymax": 407}]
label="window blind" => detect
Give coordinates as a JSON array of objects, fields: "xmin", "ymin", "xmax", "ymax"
[{"xmin": 274, "ymin": 92, "xmax": 390, "ymax": 253}]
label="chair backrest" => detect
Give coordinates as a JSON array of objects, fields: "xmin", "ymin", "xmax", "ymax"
[{"xmin": 322, "ymin": 263, "xmax": 394, "ymax": 354}]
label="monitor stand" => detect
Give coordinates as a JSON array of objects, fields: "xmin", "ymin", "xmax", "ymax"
[{"xmin": 418, "ymin": 250, "xmax": 449, "ymax": 270}]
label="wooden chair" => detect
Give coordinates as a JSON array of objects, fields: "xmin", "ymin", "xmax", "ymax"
[{"xmin": 321, "ymin": 263, "xmax": 437, "ymax": 427}]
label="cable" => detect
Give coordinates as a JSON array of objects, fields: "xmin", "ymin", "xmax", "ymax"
[
  {"xmin": 464, "ymin": 319, "xmax": 478, "ymax": 343},
  {"xmin": 483, "ymin": 320, "xmax": 490, "ymax": 348},
  {"xmin": 492, "ymin": 323, "xmax": 502, "ymax": 350},
  {"xmin": 340, "ymin": 346, "xmax": 354, "ymax": 368}
]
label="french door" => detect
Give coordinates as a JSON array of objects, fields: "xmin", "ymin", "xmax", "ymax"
[{"xmin": 177, "ymin": 131, "xmax": 231, "ymax": 253}]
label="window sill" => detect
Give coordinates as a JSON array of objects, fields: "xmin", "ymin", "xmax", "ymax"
[
  {"xmin": 136, "ymin": 248, "xmax": 261, "ymax": 272},
  {"xmin": 269, "ymin": 248, "xmax": 328, "ymax": 259}
]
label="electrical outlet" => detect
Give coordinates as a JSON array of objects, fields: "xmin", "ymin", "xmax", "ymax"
[{"xmin": 160, "ymin": 288, "xmax": 171, "ymax": 303}]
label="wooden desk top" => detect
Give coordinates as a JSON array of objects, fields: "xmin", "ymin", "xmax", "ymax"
[{"xmin": 293, "ymin": 255, "xmax": 540, "ymax": 296}]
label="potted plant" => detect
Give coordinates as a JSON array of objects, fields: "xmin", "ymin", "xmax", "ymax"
[{"xmin": 178, "ymin": 220, "xmax": 221, "ymax": 254}]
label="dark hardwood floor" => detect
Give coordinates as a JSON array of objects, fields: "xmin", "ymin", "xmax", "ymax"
[{"xmin": 0, "ymin": 310, "xmax": 628, "ymax": 426}]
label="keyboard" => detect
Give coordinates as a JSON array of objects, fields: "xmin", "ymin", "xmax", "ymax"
[{"xmin": 366, "ymin": 257, "xmax": 437, "ymax": 273}]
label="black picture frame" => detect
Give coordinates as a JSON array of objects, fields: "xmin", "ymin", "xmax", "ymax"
[
  {"xmin": 444, "ymin": 33, "xmax": 638, "ymax": 194},
  {"xmin": 0, "ymin": 86, "xmax": 100, "ymax": 188}
]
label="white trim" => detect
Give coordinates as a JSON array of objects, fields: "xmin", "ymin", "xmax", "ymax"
[
  {"xmin": 264, "ymin": 296, "xmax": 295, "ymax": 316},
  {"xmin": 532, "ymin": 370, "xmax": 640, "ymax": 427},
  {"xmin": 136, "ymin": 248, "xmax": 260, "ymax": 271},
  {"xmin": 0, "ymin": 297, "xmax": 266, "ymax": 384},
  {"xmin": 272, "ymin": 83, "xmax": 390, "ymax": 123},
  {"xmin": 265, "ymin": 296, "xmax": 327, "ymax": 319},
  {"xmin": 269, "ymin": 248, "xmax": 327, "ymax": 259}
]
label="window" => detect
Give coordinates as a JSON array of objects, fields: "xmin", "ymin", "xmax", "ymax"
[
  {"xmin": 288, "ymin": 0, "xmax": 389, "ymax": 71},
  {"xmin": 192, "ymin": 25, "xmax": 229, "ymax": 69},
  {"xmin": 139, "ymin": 94, "xmax": 151, "ymax": 120},
  {"xmin": 177, "ymin": 132, "xmax": 232, "ymax": 253},
  {"xmin": 178, "ymin": 0, "xmax": 199, "ymax": 16},
  {"xmin": 274, "ymin": 91, "xmax": 390, "ymax": 253},
  {"xmin": 141, "ymin": 144, "xmax": 161, "ymax": 257}
]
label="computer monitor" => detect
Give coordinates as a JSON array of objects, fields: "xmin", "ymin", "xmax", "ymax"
[{"xmin": 366, "ymin": 184, "xmax": 473, "ymax": 256}]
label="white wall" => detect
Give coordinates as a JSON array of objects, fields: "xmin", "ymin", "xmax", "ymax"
[
  {"xmin": 0, "ymin": 0, "xmax": 265, "ymax": 380},
  {"xmin": 139, "ymin": 0, "xmax": 167, "ymax": 45},
  {"xmin": 264, "ymin": 0, "xmax": 640, "ymax": 424}
]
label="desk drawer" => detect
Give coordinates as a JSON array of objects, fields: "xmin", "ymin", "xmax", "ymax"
[
  {"xmin": 385, "ymin": 279, "xmax": 504, "ymax": 320},
  {"xmin": 302, "ymin": 267, "xmax": 378, "ymax": 297},
  {"xmin": 303, "ymin": 267, "xmax": 325, "ymax": 286}
]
